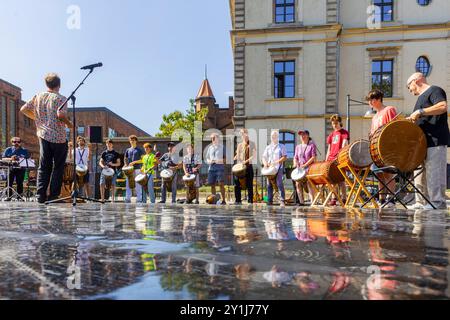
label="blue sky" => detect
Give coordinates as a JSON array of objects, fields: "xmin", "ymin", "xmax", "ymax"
[{"xmin": 0, "ymin": 0, "xmax": 233, "ymax": 136}]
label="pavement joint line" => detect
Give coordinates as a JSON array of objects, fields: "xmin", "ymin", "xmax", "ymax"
[{"xmin": 0, "ymin": 249, "xmax": 75, "ymax": 300}]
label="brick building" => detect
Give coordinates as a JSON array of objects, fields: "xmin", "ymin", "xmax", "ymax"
[
  {"xmin": 0, "ymin": 79, "xmax": 39, "ymax": 157},
  {"xmin": 67, "ymin": 107, "xmax": 150, "ymax": 142}
]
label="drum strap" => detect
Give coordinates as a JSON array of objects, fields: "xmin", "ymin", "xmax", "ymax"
[{"xmin": 78, "ymin": 148, "xmax": 86, "ymax": 165}]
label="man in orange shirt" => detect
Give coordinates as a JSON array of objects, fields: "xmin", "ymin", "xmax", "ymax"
[{"xmin": 366, "ymin": 89, "xmax": 398, "ymax": 208}]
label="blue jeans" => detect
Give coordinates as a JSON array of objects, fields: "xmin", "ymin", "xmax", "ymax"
[
  {"xmin": 141, "ymin": 174, "xmax": 156, "ymax": 204},
  {"xmin": 268, "ymin": 169, "xmax": 285, "ymax": 203}
]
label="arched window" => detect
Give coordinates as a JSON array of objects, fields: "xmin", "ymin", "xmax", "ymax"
[
  {"xmin": 279, "ymin": 131, "xmax": 296, "ymax": 159},
  {"xmin": 417, "ymin": 0, "xmax": 431, "ymax": 6},
  {"xmin": 416, "ymin": 56, "xmax": 431, "ymax": 76}
]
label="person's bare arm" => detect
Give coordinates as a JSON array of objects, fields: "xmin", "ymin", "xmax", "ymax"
[
  {"xmin": 408, "ymin": 101, "xmax": 448, "ymax": 122},
  {"xmin": 20, "ymin": 98, "xmax": 36, "ymax": 120},
  {"xmin": 57, "ymin": 110, "xmax": 73, "ymax": 128}
]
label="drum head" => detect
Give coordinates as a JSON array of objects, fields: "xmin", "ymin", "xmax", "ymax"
[
  {"xmin": 76, "ymin": 164, "xmax": 88, "ymax": 172},
  {"xmin": 232, "ymin": 164, "xmax": 246, "ymax": 173},
  {"xmin": 135, "ymin": 174, "xmax": 147, "ymax": 182},
  {"xmin": 262, "ymin": 167, "xmax": 277, "ymax": 176},
  {"xmin": 348, "ymin": 140, "xmax": 372, "ymax": 168},
  {"xmin": 183, "ymin": 174, "xmax": 196, "ymax": 182},
  {"xmin": 102, "ymin": 168, "xmax": 114, "ymax": 176},
  {"xmin": 291, "ymin": 168, "xmax": 306, "ymax": 181},
  {"xmin": 375, "ymin": 121, "xmax": 427, "ymax": 172},
  {"xmin": 161, "ymin": 169, "xmax": 174, "ymax": 179},
  {"xmin": 123, "ymin": 166, "xmax": 134, "ymax": 173}
]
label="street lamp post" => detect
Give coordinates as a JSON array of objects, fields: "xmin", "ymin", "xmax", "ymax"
[{"xmin": 346, "ymin": 94, "xmax": 376, "ymax": 133}]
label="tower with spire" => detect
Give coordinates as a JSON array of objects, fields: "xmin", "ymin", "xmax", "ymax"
[{"xmin": 194, "ymin": 67, "xmax": 235, "ymax": 133}]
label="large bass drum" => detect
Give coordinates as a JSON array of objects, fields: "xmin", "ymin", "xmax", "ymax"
[
  {"xmin": 307, "ymin": 161, "xmax": 344, "ymax": 186},
  {"xmin": 338, "ymin": 140, "xmax": 372, "ymax": 170},
  {"xmin": 370, "ymin": 120, "xmax": 427, "ymax": 173}
]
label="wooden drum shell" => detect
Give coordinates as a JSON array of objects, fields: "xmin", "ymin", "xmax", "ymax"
[{"xmin": 307, "ymin": 161, "xmax": 344, "ymax": 186}]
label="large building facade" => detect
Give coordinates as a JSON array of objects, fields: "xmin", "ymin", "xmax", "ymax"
[{"xmin": 229, "ymin": 0, "xmax": 450, "ymax": 159}]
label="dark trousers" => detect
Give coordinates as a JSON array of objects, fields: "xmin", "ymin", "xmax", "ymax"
[
  {"xmin": 234, "ymin": 165, "xmax": 254, "ymax": 203},
  {"xmin": 37, "ymin": 138, "xmax": 68, "ymax": 201},
  {"xmin": 8, "ymin": 169, "xmax": 25, "ymax": 198}
]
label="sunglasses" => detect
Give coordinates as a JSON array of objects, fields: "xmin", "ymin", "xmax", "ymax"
[{"xmin": 13, "ymin": 141, "xmax": 21, "ymax": 144}]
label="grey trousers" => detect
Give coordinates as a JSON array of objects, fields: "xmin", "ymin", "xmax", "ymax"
[{"xmin": 414, "ymin": 146, "xmax": 448, "ymax": 209}]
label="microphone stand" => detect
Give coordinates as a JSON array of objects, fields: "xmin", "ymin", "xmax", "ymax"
[{"xmin": 46, "ymin": 67, "xmax": 104, "ymax": 206}]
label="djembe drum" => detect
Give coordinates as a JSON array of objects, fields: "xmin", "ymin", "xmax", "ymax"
[
  {"xmin": 75, "ymin": 164, "xmax": 88, "ymax": 188},
  {"xmin": 370, "ymin": 120, "xmax": 427, "ymax": 173},
  {"xmin": 291, "ymin": 167, "xmax": 308, "ymax": 184},
  {"xmin": 262, "ymin": 166, "xmax": 279, "ymax": 193},
  {"xmin": 135, "ymin": 173, "xmax": 149, "ymax": 188},
  {"xmin": 337, "ymin": 140, "xmax": 372, "ymax": 170},
  {"xmin": 161, "ymin": 169, "xmax": 175, "ymax": 192},
  {"xmin": 232, "ymin": 163, "xmax": 247, "ymax": 190},
  {"xmin": 183, "ymin": 174, "xmax": 197, "ymax": 203},
  {"xmin": 102, "ymin": 168, "xmax": 115, "ymax": 191},
  {"xmin": 122, "ymin": 166, "xmax": 136, "ymax": 189}
]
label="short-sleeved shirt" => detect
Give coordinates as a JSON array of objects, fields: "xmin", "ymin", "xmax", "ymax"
[
  {"xmin": 21, "ymin": 92, "xmax": 68, "ymax": 144},
  {"xmin": 141, "ymin": 153, "xmax": 157, "ymax": 175},
  {"xmin": 205, "ymin": 144, "xmax": 225, "ymax": 171},
  {"xmin": 370, "ymin": 106, "xmax": 398, "ymax": 136},
  {"xmin": 414, "ymin": 86, "xmax": 449, "ymax": 147},
  {"xmin": 125, "ymin": 147, "xmax": 144, "ymax": 170},
  {"xmin": 183, "ymin": 154, "xmax": 202, "ymax": 174},
  {"xmin": 159, "ymin": 153, "xmax": 177, "ymax": 171},
  {"xmin": 262, "ymin": 143, "xmax": 287, "ymax": 171},
  {"xmin": 101, "ymin": 150, "xmax": 120, "ymax": 173},
  {"xmin": 294, "ymin": 142, "xmax": 317, "ymax": 167},
  {"xmin": 75, "ymin": 147, "xmax": 89, "ymax": 166},
  {"xmin": 327, "ymin": 129, "xmax": 350, "ymax": 161},
  {"xmin": 2, "ymin": 147, "xmax": 30, "ymax": 160}
]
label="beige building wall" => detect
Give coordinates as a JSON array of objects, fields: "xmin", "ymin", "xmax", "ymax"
[{"xmin": 230, "ymin": 0, "xmax": 450, "ymax": 161}]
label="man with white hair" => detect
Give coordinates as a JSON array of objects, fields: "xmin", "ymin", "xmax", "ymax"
[
  {"xmin": 262, "ymin": 131, "xmax": 287, "ymax": 207},
  {"xmin": 406, "ymin": 72, "xmax": 449, "ymax": 210}
]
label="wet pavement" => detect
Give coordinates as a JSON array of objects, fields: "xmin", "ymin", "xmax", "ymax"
[{"xmin": 0, "ymin": 203, "xmax": 449, "ymax": 300}]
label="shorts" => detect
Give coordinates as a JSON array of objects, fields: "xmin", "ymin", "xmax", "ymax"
[
  {"xmin": 208, "ymin": 168, "xmax": 224, "ymax": 185},
  {"xmin": 100, "ymin": 173, "xmax": 117, "ymax": 186},
  {"xmin": 83, "ymin": 172, "xmax": 90, "ymax": 184}
]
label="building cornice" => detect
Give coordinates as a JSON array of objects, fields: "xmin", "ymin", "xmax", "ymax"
[{"xmin": 230, "ymin": 23, "xmax": 342, "ymax": 39}]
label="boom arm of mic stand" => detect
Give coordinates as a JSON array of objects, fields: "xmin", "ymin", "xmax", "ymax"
[{"xmin": 57, "ymin": 68, "xmax": 94, "ymax": 112}]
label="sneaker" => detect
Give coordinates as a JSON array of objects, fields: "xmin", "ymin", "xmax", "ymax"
[
  {"xmin": 422, "ymin": 203, "xmax": 447, "ymax": 210},
  {"xmin": 158, "ymin": 201, "xmax": 166, "ymax": 204},
  {"xmin": 194, "ymin": 200, "xmax": 200, "ymax": 205},
  {"xmin": 221, "ymin": 201, "xmax": 227, "ymax": 205},
  {"xmin": 232, "ymin": 202, "xmax": 242, "ymax": 206}
]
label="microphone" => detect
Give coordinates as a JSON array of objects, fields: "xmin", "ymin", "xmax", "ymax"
[{"xmin": 80, "ymin": 62, "xmax": 103, "ymax": 70}]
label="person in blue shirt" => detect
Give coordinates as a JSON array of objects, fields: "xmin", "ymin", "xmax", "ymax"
[{"xmin": 2, "ymin": 137, "xmax": 30, "ymax": 200}]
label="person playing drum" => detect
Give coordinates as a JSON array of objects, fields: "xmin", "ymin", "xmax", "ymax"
[
  {"xmin": 99, "ymin": 139, "xmax": 121, "ymax": 203},
  {"xmin": 233, "ymin": 128, "xmax": 256, "ymax": 205},
  {"xmin": 205, "ymin": 133, "xmax": 227, "ymax": 205},
  {"xmin": 124, "ymin": 135, "xmax": 145, "ymax": 203},
  {"xmin": 137, "ymin": 143, "xmax": 158, "ymax": 204},
  {"xmin": 326, "ymin": 115, "xmax": 349, "ymax": 206},
  {"xmin": 293, "ymin": 130, "xmax": 317, "ymax": 206},
  {"xmin": 366, "ymin": 89, "xmax": 398, "ymax": 208},
  {"xmin": 183, "ymin": 143, "xmax": 202, "ymax": 204},
  {"xmin": 159, "ymin": 142, "xmax": 180, "ymax": 204},
  {"xmin": 262, "ymin": 131, "xmax": 288, "ymax": 207},
  {"xmin": 73, "ymin": 136, "xmax": 90, "ymax": 197}
]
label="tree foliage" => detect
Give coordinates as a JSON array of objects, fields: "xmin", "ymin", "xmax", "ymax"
[{"xmin": 156, "ymin": 99, "xmax": 208, "ymax": 138}]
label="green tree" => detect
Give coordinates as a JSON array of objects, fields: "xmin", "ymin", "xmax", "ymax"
[{"xmin": 156, "ymin": 99, "xmax": 208, "ymax": 138}]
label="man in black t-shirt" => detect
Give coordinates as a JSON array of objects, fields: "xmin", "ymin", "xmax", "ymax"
[
  {"xmin": 407, "ymin": 72, "xmax": 449, "ymax": 210},
  {"xmin": 99, "ymin": 139, "xmax": 121, "ymax": 203}
]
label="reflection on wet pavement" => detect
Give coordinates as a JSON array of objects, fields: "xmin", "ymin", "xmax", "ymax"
[{"xmin": 0, "ymin": 203, "xmax": 449, "ymax": 300}]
